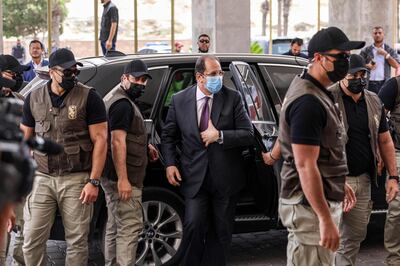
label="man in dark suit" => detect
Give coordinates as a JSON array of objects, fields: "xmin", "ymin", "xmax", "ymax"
[{"xmin": 161, "ymin": 55, "xmax": 254, "ymax": 265}]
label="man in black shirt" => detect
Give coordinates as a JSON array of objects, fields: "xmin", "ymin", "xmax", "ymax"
[
  {"xmin": 102, "ymin": 59, "xmax": 158, "ymax": 265},
  {"xmin": 282, "ymin": 37, "xmax": 308, "ymax": 59},
  {"xmin": 378, "ymin": 77, "xmax": 400, "ymax": 266},
  {"xmin": 100, "ymin": 0, "xmax": 119, "ymax": 55},
  {"xmin": 330, "ymin": 54, "xmax": 399, "ymax": 266}
]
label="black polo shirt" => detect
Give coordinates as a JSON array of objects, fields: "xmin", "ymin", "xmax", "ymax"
[
  {"xmin": 99, "ymin": 1, "xmax": 119, "ymax": 42},
  {"xmin": 341, "ymin": 86, "xmax": 388, "ymax": 176},
  {"xmin": 21, "ymin": 81, "xmax": 107, "ymax": 127},
  {"xmin": 285, "ymin": 72, "xmax": 333, "ymax": 145}
]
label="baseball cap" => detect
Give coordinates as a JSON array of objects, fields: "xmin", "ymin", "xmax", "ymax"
[
  {"xmin": 49, "ymin": 48, "xmax": 83, "ymax": 69},
  {"xmin": 123, "ymin": 59, "xmax": 152, "ymax": 79},
  {"xmin": 308, "ymin": 27, "xmax": 365, "ymax": 59},
  {"xmin": 0, "ymin": 55, "xmax": 31, "ymax": 73},
  {"xmin": 348, "ymin": 54, "xmax": 368, "ymax": 74}
]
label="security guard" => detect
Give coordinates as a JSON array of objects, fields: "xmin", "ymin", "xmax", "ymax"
[
  {"xmin": 278, "ymin": 27, "xmax": 364, "ymax": 265},
  {"xmin": 330, "ymin": 54, "xmax": 398, "ymax": 266},
  {"xmin": 20, "ymin": 48, "xmax": 108, "ymax": 266},
  {"xmin": 378, "ymin": 72, "xmax": 400, "ymax": 266},
  {"xmin": 102, "ymin": 59, "xmax": 158, "ymax": 265}
]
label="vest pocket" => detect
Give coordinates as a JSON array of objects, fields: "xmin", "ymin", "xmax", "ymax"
[
  {"xmin": 64, "ymin": 144, "xmax": 93, "ymax": 171},
  {"xmin": 34, "ymin": 121, "xmax": 51, "ymax": 137}
]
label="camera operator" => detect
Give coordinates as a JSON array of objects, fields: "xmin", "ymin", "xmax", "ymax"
[
  {"xmin": 0, "ymin": 54, "xmax": 30, "ymax": 266},
  {"xmin": 20, "ymin": 48, "xmax": 107, "ymax": 266}
]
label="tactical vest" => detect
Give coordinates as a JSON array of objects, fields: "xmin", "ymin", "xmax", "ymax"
[
  {"xmin": 30, "ymin": 82, "xmax": 93, "ymax": 176},
  {"xmin": 279, "ymin": 76, "xmax": 348, "ymax": 202},
  {"xmin": 389, "ymin": 77, "xmax": 400, "ymax": 149},
  {"xmin": 329, "ymin": 83, "xmax": 382, "ymax": 186},
  {"xmin": 103, "ymin": 85, "xmax": 148, "ymax": 188}
]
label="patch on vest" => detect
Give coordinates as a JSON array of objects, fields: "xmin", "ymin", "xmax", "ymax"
[{"xmin": 68, "ymin": 105, "xmax": 77, "ymax": 120}]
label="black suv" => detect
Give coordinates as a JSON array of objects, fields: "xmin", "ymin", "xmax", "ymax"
[{"xmin": 21, "ymin": 53, "xmax": 388, "ymax": 266}]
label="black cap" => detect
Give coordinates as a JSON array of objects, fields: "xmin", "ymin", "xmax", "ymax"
[
  {"xmin": 123, "ymin": 59, "xmax": 152, "ymax": 79},
  {"xmin": 348, "ymin": 54, "xmax": 368, "ymax": 74},
  {"xmin": 0, "ymin": 55, "xmax": 31, "ymax": 73},
  {"xmin": 308, "ymin": 27, "xmax": 365, "ymax": 59},
  {"xmin": 49, "ymin": 48, "xmax": 83, "ymax": 69}
]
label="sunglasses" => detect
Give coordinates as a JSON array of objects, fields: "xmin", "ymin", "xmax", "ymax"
[
  {"xmin": 199, "ymin": 39, "xmax": 210, "ymax": 44},
  {"xmin": 55, "ymin": 68, "xmax": 80, "ymax": 77},
  {"xmin": 320, "ymin": 52, "xmax": 350, "ymax": 60},
  {"xmin": 127, "ymin": 74, "xmax": 148, "ymax": 83}
]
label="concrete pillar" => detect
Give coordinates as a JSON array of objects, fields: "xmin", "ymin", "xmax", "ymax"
[
  {"xmin": 329, "ymin": 0, "xmax": 398, "ymax": 48},
  {"xmin": 192, "ymin": 0, "xmax": 250, "ymax": 53}
]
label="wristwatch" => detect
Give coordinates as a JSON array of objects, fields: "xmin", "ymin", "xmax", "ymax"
[
  {"xmin": 88, "ymin": 179, "xmax": 101, "ymax": 187},
  {"xmin": 388, "ymin": 176, "xmax": 399, "ymax": 183}
]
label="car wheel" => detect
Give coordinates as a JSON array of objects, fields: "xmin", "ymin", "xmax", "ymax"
[{"xmin": 101, "ymin": 187, "xmax": 185, "ymax": 266}]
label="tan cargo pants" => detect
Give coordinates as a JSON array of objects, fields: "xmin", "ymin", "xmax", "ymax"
[
  {"xmin": 335, "ymin": 173, "xmax": 373, "ymax": 266},
  {"xmin": 23, "ymin": 172, "xmax": 93, "ymax": 266},
  {"xmin": 385, "ymin": 151, "xmax": 400, "ymax": 265},
  {"xmin": 279, "ymin": 196, "xmax": 342, "ymax": 266},
  {"xmin": 101, "ymin": 177, "xmax": 143, "ymax": 266},
  {"xmin": 11, "ymin": 200, "xmax": 25, "ymax": 266}
]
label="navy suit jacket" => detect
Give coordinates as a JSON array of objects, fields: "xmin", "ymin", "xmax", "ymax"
[
  {"xmin": 23, "ymin": 59, "xmax": 49, "ymax": 82},
  {"xmin": 161, "ymin": 85, "xmax": 254, "ymax": 198}
]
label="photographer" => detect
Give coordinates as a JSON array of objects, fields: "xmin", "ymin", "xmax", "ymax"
[{"xmin": 0, "ymin": 54, "xmax": 30, "ymax": 266}]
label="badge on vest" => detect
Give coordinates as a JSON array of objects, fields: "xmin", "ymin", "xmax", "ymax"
[{"xmin": 68, "ymin": 105, "xmax": 77, "ymax": 120}]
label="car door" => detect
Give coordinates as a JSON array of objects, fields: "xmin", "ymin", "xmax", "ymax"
[{"xmin": 229, "ymin": 61, "xmax": 280, "ymax": 216}]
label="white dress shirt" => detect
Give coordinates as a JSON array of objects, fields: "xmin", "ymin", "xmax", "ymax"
[{"xmin": 370, "ymin": 44, "xmax": 385, "ymax": 81}]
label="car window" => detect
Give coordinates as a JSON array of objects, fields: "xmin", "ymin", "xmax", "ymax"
[
  {"xmin": 260, "ymin": 65, "xmax": 304, "ymax": 102},
  {"xmin": 232, "ymin": 63, "xmax": 275, "ymax": 123},
  {"xmin": 136, "ymin": 67, "xmax": 168, "ymax": 119}
]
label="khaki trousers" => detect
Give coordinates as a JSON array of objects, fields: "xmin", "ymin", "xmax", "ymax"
[
  {"xmin": 23, "ymin": 172, "xmax": 93, "ymax": 266},
  {"xmin": 335, "ymin": 174, "xmax": 373, "ymax": 266},
  {"xmin": 11, "ymin": 200, "xmax": 25, "ymax": 266},
  {"xmin": 101, "ymin": 177, "xmax": 143, "ymax": 266},
  {"xmin": 385, "ymin": 151, "xmax": 400, "ymax": 265},
  {"xmin": 279, "ymin": 197, "xmax": 342, "ymax": 266}
]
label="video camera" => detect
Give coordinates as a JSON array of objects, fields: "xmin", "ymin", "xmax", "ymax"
[{"xmin": 0, "ymin": 76, "xmax": 63, "ymax": 212}]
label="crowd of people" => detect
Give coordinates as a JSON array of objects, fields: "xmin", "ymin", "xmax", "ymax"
[{"xmin": 2, "ymin": 4, "xmax": 400, "ymax": 264}]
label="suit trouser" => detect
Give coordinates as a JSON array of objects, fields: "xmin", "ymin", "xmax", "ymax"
[
  {"xmin": 101, "ymin": 177, "xmax": 143, "ymax": 266},
  {"xmin": 23, "ymin": 172, "xmax": 93, "ymax": 266},
  {"xmin": 179, "ymin": 173, "xmax": 238, "ymax": 266},
  {"xmin": 385, "ymin": 151, "xmax": 400, "ymax": 265},
  {"xmin": 335, "ymin": 173, "xmax": 373, "ymax": 266},
  {"xmin": 279, "ymin": 197, "xmax": 342, "ymax": 266}
]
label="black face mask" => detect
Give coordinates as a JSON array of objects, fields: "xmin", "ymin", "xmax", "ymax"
[
  {"xmin": 59, "ymin": 76, "xmax": 77, "ymax": 91},
  {"xmin": 347, "ymin": 78, "xmax": 367, "ymax": 94},
  {"xmin": 125, "ymin": 83, "xmax": 145, "ymax": 100},
  {"xmin": 322, "ymin": 57, "xmax": 349, "ymax": 83}
]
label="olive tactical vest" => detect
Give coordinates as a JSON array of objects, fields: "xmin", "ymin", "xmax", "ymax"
[
  {"xmin": 103, "ymin": 85, "xmax": 148, "ymax": 188},
  {"xmin": 329, "ymin": 83, "xmax": 383, "ymax": 186},
  {"xmin": 279, "ymin": 76, "xmax": 348, "ymax": 202},
  {"xmin": 30, "ymin": 82, "xmax": 93, "ymax": 176},
  {"xmin": 389, "ymin": 77, "xmax": 400, "ymax": 149}
]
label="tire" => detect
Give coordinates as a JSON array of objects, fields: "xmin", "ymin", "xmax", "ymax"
[{"xmin": 100, "ymin": 187, "xmax": 185, "ymax": 266}]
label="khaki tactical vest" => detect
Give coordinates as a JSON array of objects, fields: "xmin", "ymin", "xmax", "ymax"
[
  {"xmin": 329, "ymin": 83, "xmax": 382, "ymax": 186},
  {"xmin": 389, "ymin": 77, "xmax": 400, "ymax": 149},
  {"xmin": 30, "ymin": 82, "xmax": 93, "ymax": 176},
  {"xmin": 279, "ymin": 76, "xmax": 348, "ymax": 202},
  {"xmin": 103, "ymin": 85, "xmax": 148, "ymax": 188}
]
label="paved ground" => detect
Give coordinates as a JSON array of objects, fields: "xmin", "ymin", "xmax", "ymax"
[{"xmin": 6, "ymin": 215, "xmax": 389, "ymax": 266}]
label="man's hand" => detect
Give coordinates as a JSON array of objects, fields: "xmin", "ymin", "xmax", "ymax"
[
  {"xmin": 7, "ymin": 209, "xmax": 16, "ymax": 233},
  {"xmin": 319, "ymin": 217, "xmax": 340, "ymax": 252},
  {"xmin": 377, "ymin": 48, "xmax": 388, "ymax": 56},
  {"xmin": 166, "ymin": 166, "xmax": 181, "ymax": 186},
  {"xmin": 118, "ymin": 178, "xmax": 132, "ymax": 201},
  {"xmin": 148, "ymin": 144, "xmax": 159, "ymax": 162},
  {"xmin": 79, "ymin": 182, "xmax": 99, "ymax": 204},
  {"xmin": 343, "ymin": 182, "xmax": 356, "ymax": 213},
  {"xmin": 262, "ymin": 152, "xmax": 277, "ymax": 166},
  {"xmin": 386, "ymin": 179, "xmax": 399, "ymax": 203},
  {"xmin": 366, "ymin": 62, "xmax": 377, "ymax": 71},
  {"xmin": 200, "ymin": 120, "xmax": 219, "ymax": 147},
  {"xmin": 106, "ymin": 40, "xmax": 112, "ymax": 50}
]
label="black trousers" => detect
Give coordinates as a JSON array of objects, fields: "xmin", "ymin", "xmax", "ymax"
[
  {"xmin": 368, "ymin": 80, "xmax": 385, "ymax": 94},
  {"xmin": 179, "ymin": 172, "xmax": 238, "ymax": 266}
]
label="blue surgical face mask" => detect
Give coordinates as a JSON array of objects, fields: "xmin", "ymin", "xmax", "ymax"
[{"xmin": 205, "ymin": 76, "xmax": 222, "ymax": 94}]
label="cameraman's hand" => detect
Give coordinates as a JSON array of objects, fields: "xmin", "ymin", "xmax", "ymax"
[{"xmin": 79, "ymin": 183, "xmax": 99, "ymax": 204}]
